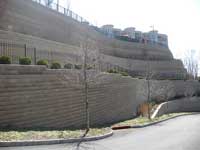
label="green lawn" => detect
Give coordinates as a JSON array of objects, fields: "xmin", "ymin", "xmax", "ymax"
[
  {"xmin": 0, "ymin": 128, "xmax": 111, "ymax": 142},
  {"xmin": 112, "ymin": 113, "xmax": 191, "ymax": 127},
  {"xmin": 0, "ymin": 113, "xmax": 191, "ymax": 142}
]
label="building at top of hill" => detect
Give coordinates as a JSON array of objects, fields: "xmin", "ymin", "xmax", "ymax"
[{"xmin": 100, "ymin": 25, "xmax": 168, "ymax": 48}]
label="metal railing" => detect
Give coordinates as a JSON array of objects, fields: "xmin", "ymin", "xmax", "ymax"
[
  {"xmin": 31, "ymin": 0, "xmax": 92, "ymax": 26},
  {"xmin": 0, "ymin": 40, "xmax": 80, "ymax": 65},
  {"xmin": 0, "ymin": 40, "xmax": 127, "ymax": 73},
  {"xmin": 31, "ymin": 0, "xmax": 168, "ymax": 49},
  {"xmin": 0, "ymin": 40, "xmax": 183, "ymax": 79}
]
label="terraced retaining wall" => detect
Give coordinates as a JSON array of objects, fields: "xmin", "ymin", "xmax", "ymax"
[
  {"xmin": 0, "ymin": 0, "xmax": 173, "ymax": 60},
  {"xmin": 0, "ymin": 29, "xmax": 186, "ymax": 79},
  {"xmin": 0, "ymin": 65, "xmax": 199, "ymax": 129},
  {"xmin": 0, "ymin": 0, "xmax": 187, "ymax": 79}
]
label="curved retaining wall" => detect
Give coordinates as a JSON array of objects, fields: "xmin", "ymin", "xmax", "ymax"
[{"xmin": 153, "ymin": 97, "xmax": 200, "ymax": 117}]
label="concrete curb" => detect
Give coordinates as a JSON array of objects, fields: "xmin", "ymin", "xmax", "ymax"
[
  {"xmin": 112, "ymin": 113, "xmax": 199, "ymax": 130},
  {"xmin": 0, "ymin": 131, "xmax": 113, "ymax": 147},
  {"xmin": 131, "ymin": 113, "xmax": 198, "ymax": 128}
]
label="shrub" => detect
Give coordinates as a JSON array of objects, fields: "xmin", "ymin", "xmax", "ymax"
[
  {"xmin": 51, "ymin": 62, "xmax": 61, "ymax": 69},
  {"xmin": 86, "ymin": 64, "xmax": 94, "ymax": 70},
  {"xmin": 64, "ymin": 63, "xmax": 73, "ymax": 69},
  {"xmin": 37, "ymin": 59, "xmax": 48, "ymax": 66},
  {"xmin": 120, "ymin": 71, "xmax": 129, "ymax": 76},
  {"xmin": 0, "ymin": 56, "xmax": 11, "ymax": 64},
  {"xmin": 19, "ymin": 57, "xmax": 31, "ymax": 65},
  {"xmin": 74, "ymin": 64, "xmax": 82, "ymax": 69},
  {"xmin": 107, "ymin": 69, "xmax": 119, "ymax": 74},
  {"xmin": 137, "ymin": 102, "xmax": 153, "ymax": 117},
  {"xmin": 107, "ymin": 69, "xmax": 129, "ymax": 77}
]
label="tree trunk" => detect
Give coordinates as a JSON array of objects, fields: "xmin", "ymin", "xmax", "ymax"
[
  {"xmin": 147, "ymin": 78, "xmax": 151, "ymax": 120},
  {"xmin": 83, "ymin": 51, "xmax": 90, "ymax": 132}
]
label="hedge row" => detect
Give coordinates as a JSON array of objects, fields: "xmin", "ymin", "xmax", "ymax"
[
  {"xmin": 107, "ymin": 69, "xmax": 129, "ymax": 77},
  {"xmin": 0, "ymin": 56, "xmax": 92, "ymax": 70}
]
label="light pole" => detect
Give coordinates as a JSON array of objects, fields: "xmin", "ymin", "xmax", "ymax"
[{"xmin": 150, "ymin": 25, "xmax": 155, "ymax": 32}]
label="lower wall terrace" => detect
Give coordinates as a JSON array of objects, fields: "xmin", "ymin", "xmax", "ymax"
[
  {"xmin": 0, "ymin": 65, "xmax": 199, "ymax": 129},
  {"xmin": 0, "ymin": 65, "xmax": 143, "ymax": 129}
]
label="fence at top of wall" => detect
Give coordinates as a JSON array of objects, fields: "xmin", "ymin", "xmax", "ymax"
[
  {"xmin": 0, "ymin": 40, "xmax": 127, "ymax": 72},
  {"xmin": 0, "ymin": 40, "xmax": 79, "ymax": 65},
  {"xmin": 32, "ymin": 0, "xmax": 93, "ymax": 26},
  {"xmin": 31, "ymin": 0, "xmax": 169, "ymax": 49}
]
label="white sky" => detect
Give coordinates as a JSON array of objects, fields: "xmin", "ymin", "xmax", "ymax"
[{"xmin": 60, "ymin": 0, "xmax": 200, "ymax": 60}]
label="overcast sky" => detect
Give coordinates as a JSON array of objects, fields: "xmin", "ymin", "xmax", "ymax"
[{"xmin": 60, "ymin": 0, "xmax": 200, "ymax": 60}]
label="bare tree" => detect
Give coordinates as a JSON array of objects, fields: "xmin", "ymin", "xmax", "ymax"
[
  {"xmin": 183, "ymin": 49, "xmax": 198, "ymax": 80},
  {"xmin": 145, "ymin": 58, "xmax": 155, "ymax": 120},
  {"xmin": 184, "ymin": 82, "xmax": 195, "ymax": 100},
  {"xmin": 136, "ymin": 58, "xmax": 156, "ymax": 119},
  {"xmin": 143, "ymin": 57, "xmax": 173, "ymax": 119},
  {"xmin": 73, "ymin": 36, "xmax": 101, "ymax": 150},
  {"xmin": 79, "ymin": 35, "xmax": 100, "ymax": 135}
]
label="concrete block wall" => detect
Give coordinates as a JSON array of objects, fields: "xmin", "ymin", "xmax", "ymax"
[
  {"xmin": 154, "ymin": 97, "xmax": 200, "ymax": 117},
  {"xmin": 144, "ymin": 80, "xmax": 200, "ymax": 102},
  {"xmin": 101, "ymin": 54, "xmax": 186, "ymax": 79},
  {"xmin": 0, "ymin": 30, "xmax": 186, "ymax": 79},
  {"xmin": 0, "ymin": 65, "xmax": 143, "ymax": 129},
  {"xmin": 0, "ymin": 65, "xmax": 199, "ymax": 129}
]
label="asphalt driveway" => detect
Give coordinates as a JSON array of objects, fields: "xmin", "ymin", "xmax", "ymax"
[{"xmin": 1, "ymin": 114, "xmax": 200, "ymax": 150}]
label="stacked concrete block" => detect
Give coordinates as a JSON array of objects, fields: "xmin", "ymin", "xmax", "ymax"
[{"xmin": 0, "ymin": 65, "xmax": 199, "ymax": 129}]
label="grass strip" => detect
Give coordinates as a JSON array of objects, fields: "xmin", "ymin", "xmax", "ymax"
[
  {"xmin": 112, "ymin": 113, "xmax": 191, "ymax": 127},
  {"xmin": 0, "ymin": 128, "xmax": 111, "ymax": 142}
]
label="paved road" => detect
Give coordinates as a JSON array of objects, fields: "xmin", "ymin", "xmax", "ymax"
[{"xmin": 1, "ymin": 114, "xmax": 200, "ymax": 150}]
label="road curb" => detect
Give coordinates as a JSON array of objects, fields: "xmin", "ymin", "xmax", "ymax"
[
  {"xmin": 112, "ymin": 113, "xmax": 199, "ymax": 130},
  {"xmin": 0, "ymin": 131, "xmax": 113, "ymax": 147},
  {"xmin": 131, "ymin": 113, "xmax": 198, "ymax": 128}
]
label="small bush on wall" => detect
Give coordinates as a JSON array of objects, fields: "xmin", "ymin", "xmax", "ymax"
[
  {"xmin": 19, "ymin": 57, "xmax": 31, "ymax": 65},
  {"xmin": 64, "ymin": 63, "xmax": 73, "ymax": 69},
  {"xmin": 37, "ymin": 59, "xmax": 48, "ymax": 66},
  {"xmin": 74, "ymin": 64, "xmax": 82, "ymax": 69},
  {"xmin": 86, "ymin": 64, "xmax": 94, "ymax": 70},
  {"xmin": 0, "ymin": 56, "xmax": 11, "ymax": 64},
  {"xmin": 51, "ymin": 62, "xmax": 61, "ymax": 69},
  {"xmin": 120, "ymin": 71, "xmax": 129, "ymax": 76},
  {"xmin": 107, "ymin": 69, "xmax": 119, "ymax": 74},
  {"xmin": 107, "ymin": 69, "xmax": 129, "ymax": 77}
]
